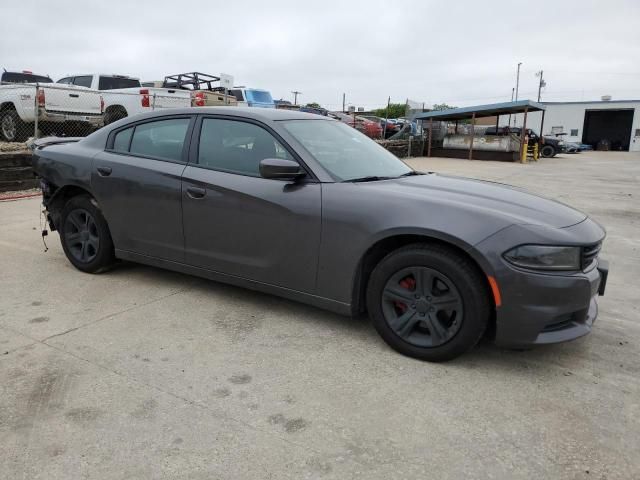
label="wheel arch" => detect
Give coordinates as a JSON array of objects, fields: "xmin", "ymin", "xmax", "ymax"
[
  {"xmin": 351, "ymin": 232, "xmax": 497, "ymax": 324},
  {"xmin": 45, "ymin": 183, "xmax": 98, "ymax": 231},
  {"xmin": 0, "ymin": 101, "xmax": 17, "ymax": 112},
  {"xmin": 105, "ymin": 104, "xmax": 127, "ymax": 114}
]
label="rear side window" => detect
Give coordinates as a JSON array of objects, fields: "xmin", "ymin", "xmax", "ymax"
[
  {"xmin": 112, "ymin": 127, "xmax": 133, "ymax": 152},
  {"xmin": 111, "ymin": 118, "xmax": 190, "ymax": 162},
  {"xmin": 72, "ymin": 76, "xmax": 93, "ymax": 88},
  {"xmin": 197, "ymin": 118, "xmax": 292, "ymax": 176},
  {"xmin": 98, "ymin": 76, "xmax": 141, "ymax": 90}
]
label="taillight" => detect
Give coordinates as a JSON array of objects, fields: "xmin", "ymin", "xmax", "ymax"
[
  {"xmin": 100, "ymin": 95, "xmax": 104, "ymax": 113},
  {"xmin": 140, "ymin": 89, "xmax": 150, "ymax": 107},
  {"xmin": 192, "ymin": 91, "xmax": 206, "ymax": 107},
  {"xmin": 37, "ymin": 88, "xmax": 45, "ymax": 108}
]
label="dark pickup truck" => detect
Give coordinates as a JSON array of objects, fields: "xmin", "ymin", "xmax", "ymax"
[{"xmin": 484, "ymin": 126, "xmax": 565, "ymax": 158}]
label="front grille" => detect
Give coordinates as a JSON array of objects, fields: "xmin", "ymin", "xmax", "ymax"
[{"xmin": 581, "ymin": 242, "xmax": 601, "ymax": 270}]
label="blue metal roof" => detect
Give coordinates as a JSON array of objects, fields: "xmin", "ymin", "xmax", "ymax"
[{"xmin": 414, "ymin": 99, "xmax": 546, "ymax": 121}]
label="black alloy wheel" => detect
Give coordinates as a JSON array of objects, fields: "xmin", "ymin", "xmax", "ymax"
[
  {"xmin": 63, "ymin": 208, "xmax": 100, "ymax": 264},
  {"xmin": 381, "ymin": 266, "xmax": 464, "ymax": 347}
]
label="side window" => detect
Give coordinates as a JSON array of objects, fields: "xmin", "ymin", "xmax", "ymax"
[
  {"xmin": 58, "ymin": 77, "xmax": 72, "ymax": 85},
  {"xmin": 230, "ymin": 89, "xmax": 244, "ymax": 101},
  {"xmin": 197, "ymin": 118, "xmax": 293, "ymax": 176},
  {"xmin": 112, "ymin": 127, "xmax": 133, "ymax": 152},
  {"xmin": 128, "ymin": 118, "xmax": 190, "ymax": 162},
  {"xmin": 72, "ymin": 76, "xmax": 93, "ymax": 88}
]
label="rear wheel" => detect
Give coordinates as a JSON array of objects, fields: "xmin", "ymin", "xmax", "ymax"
[
  {"xmin": 59, "ymin": 195, "xmax": 115, "ymax": 273},
  {"xmin": 103, "ymin": 107, "xmax": 127, "ymax": 125},
  {"xmin": 366, "ymin": 243, "xmax": 490, "ymax": 361},
  {"xmin": 0, "ymin": 110, "xmax": 30, "ymax": 142},
  {"xmin": 540, "ymin": 145, "xmax": 556, "ymax": 158}
]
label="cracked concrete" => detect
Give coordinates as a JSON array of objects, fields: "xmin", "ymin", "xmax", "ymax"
[{"xmin": 1, "ymin": 151, "xmax": 639, "ymax": 479}]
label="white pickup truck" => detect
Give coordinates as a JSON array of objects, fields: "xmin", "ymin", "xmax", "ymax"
[
  {"xmin": 0, "ymin": 71, "xmax": 103, "ymax": 142},
  {"xmin": 57, "ymin": 74, "xmax": 192, "ymax": 125}
]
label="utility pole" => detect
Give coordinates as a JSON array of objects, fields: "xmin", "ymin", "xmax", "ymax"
[
  {"xmin": 513, "ymin": 62, "xmax": 522, "ymax": 126},
  {"xmin": 342, "ymin": 93, "xmax": 346, "ymax": 112},
  {"xmin": 291, "ymin": 91, "xmax": 302, "ymax": 105},
  {"xmin": 515, "ymin": 62, "xmax": 522, "ymax": 101},
  {"xmin": 508, "ymin": 87, "xmax": 514, "ymax": 126},
  {"xmin": 383, "ymin": 96, "xmax": 391, "ymax": 139},
  {"xmin": 535, "ymin": 70, "xmax": 546, "ymax": 102}
]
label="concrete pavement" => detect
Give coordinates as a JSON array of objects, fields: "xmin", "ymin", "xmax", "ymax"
[{"xmin": 1, "ymin": 151, "xmax": 639, "ymax": 479}]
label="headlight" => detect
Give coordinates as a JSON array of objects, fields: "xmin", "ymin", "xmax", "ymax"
[
  {"xmin": 503, "ymin": 245, "xmax": 581, "ymax": 271},
  {"xmin": 558, "ymin": 141, "xmax": 565, "ymax": 146}
]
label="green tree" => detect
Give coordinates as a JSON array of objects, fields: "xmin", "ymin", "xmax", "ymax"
[
  {"xmin": 373, "ymin": 103, "xmax": 406, "ymax": 119},
  {"xmin": 432, "ymin": 103, "xmax": 457, "ymax": 111}
]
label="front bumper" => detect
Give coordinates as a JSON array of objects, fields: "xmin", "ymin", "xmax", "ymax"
[
  {"xmin": 492, "ymin": 260, "xmax": 607, "ymax": 348},
  {"xmin": 474, "ymin": 218, "xmax": 608, "ymax": 348}
]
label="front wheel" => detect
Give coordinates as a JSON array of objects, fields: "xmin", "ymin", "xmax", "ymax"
[
  {"xmin": 59, "ymin": 195, "xmax": 115, "ymax": 273},
  {"xmin": 366, "ymin": 244, "xmax": 491, "ymax": 361},
  {"xmin": 0, "ymin": 110, "xmax": 30, "ymax": 142},
  {"xmin": 540, "ymin": 145, "xmax": 556, "ymax": 158}
]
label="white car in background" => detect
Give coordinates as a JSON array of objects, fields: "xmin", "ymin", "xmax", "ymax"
[
  {"xmin": 0, "ymin": 70, "xmax": 103, "ymax": 142},
  {"xmin": 57, "ymin": 74, "xmax": 191, "ymax": 125}
]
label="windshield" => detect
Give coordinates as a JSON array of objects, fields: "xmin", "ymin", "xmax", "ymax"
[
  {"xmin": 281, "ymin": 119, "xmax": 412, "ymax": 181},
  {"xmin": 246, "ymin": 89, "xmax": 273, "ymax": 104}
]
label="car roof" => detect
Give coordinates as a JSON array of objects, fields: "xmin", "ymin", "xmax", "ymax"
[{"xmin": 129, "ymin": 107, "xmax": 331, "ymax": 122}]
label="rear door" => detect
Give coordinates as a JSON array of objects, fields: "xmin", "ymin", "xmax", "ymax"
[
  {"xmin": 181, "ymin": 116, "xmax": 321, "ymax": 293},
  {"xmin": 91, "ymin": 115, "xmax": 195, "ymax": 261}
]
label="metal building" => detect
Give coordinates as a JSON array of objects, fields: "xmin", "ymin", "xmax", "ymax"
[{"xmin": 508, "ymin": 99, "xmax": 640, "ymax": 152}]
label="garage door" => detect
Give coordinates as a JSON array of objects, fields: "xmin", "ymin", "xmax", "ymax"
[{"xmin": 582, "ymin": 109, "xmax": 634, "ymax": 151}]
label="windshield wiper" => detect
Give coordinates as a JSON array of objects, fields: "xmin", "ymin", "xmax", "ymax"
[
  {"xmin": 398, "ymin": 171, "xmax": 424, "ymax": 177},
  {"xmin": 342, "ymin": 176, "xmax": 392, "ymax": 183}
]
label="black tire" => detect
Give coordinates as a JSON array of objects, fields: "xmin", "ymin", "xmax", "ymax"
[
  {"xmin": 59, "ymin": 195, "xmax": 115, "ymax": 273},
  {"xmin": 540, "ymin": 145, "xmax": 556, "ymax": 158},
  {"xmin": 0, "ymin": 110, "xmax": 30, "ymax": 142},
  {"xmin": 103, "ymin": 108, "xmax": 127, "ymax": 125},
  {"xmin": 366, "ymin": 243, "xmax": 491, "ymax": 362}
]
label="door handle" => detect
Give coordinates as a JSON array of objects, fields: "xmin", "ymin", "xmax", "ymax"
[
  {"xmin": 186, "ymin": 186, "xmax": 206, "ymax": 199},
  {"xmin": 96, "ymin": 166, "xmax": 112, "ymax": 177}
]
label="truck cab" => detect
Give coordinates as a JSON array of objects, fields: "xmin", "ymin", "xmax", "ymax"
[
  {"xmin": 57, "ymin": 74, "xmax": 191, "ymax": 125},
  {"xmin": 229, "ymin": 88, "xmax": 275, "ymax": 108}
]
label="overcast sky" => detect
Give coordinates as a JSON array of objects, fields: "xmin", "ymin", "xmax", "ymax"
[{"xmin": 2, "ymin": 0, "xmax": 639, "ymax": 110}]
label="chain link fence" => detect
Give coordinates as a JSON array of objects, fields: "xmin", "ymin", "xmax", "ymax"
[{"xmin": 0, "ymin": 83, "xmax": 192, "ymax": 148}]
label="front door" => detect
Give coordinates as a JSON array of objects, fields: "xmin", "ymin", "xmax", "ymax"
[
  {"xmin": 181, "ymin": 116, "xmax": 321, "ymax": 293},
  {"xmin": 91, "ymin": 116, "xmax": 193, "ymax": 262}
]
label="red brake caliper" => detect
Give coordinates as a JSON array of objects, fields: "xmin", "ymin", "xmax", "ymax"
[{"xmin": 393, "ymin": 276, "xmax": 416, "ymax": 313}]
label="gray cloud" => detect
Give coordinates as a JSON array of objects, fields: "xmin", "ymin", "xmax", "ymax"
[{"xmin": 2, "ymin": 0, "xmax": 639, "ymax": 110}]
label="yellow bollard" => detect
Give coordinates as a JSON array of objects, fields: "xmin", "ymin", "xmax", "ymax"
[
  {"xmin": 533, "ymin": 143, "xmax": 539, "ymax": 161},
  {"xmin": 521, "ymin": 144, "xmax": 528, "ymax": 163}
]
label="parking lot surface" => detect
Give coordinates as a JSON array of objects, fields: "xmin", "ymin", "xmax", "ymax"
[{"xmin": 1, "ymin": 151, "xmax": 639, "ymax": 479}]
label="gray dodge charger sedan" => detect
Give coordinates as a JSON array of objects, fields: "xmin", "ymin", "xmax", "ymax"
[{"xmin": 31, "ymin": 107, "xmax": 609, "ymax": 361}]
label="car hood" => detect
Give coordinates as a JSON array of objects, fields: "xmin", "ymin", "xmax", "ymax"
[{"xmin": 362, "ymin": 173, "xmax": 587, "ymax": 228}]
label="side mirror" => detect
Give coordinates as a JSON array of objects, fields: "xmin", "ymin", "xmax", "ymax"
[{"xmin": 259, "ymin": 158, "xmax": 305, "ymax": 180}]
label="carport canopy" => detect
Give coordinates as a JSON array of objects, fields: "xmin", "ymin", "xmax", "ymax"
[
  {"xmin": 414, "ymin": 99, "xmax": 546, "ymax": 122},
  {"xmin": 414, "ymin": 100, "xmax": 547, "ymax": 162}
]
